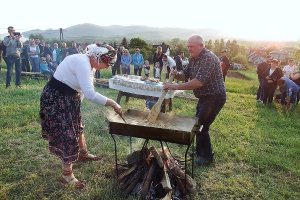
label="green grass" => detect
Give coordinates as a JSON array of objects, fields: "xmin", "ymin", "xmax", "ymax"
[{"xmin": 0, "ymin": 65, "xmax": 299, "ymax": 200}]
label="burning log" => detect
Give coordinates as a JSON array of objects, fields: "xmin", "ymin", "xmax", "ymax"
[
  {"xmin": 140, "ymin": 159, "xmax": 158, "ymax": 199},
  {"xmin": 170, "ymin": 165, "xmax": 196, "ymax": 194},
  {"xmin": 160, "ymin": 164, "xmax": 172, "ymax": 191},
  {"xmin": 149, "ymin": 146, "xmax": 164, "ymax": 168},
  {"xmin": 160, "ymin": 189, "xmax": 173, "ymax": 200},
  {"xmin": 118, "ymin": 163, "xmax": 138, "ymax": 181}
]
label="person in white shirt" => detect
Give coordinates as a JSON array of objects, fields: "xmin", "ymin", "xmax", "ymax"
[
  {"xmin": 40, "ymin": 43, "xmax": 122, "ymax": 189},
  {"xmin": 162, "ymin": 55, "xmax": 176, "ymax": 80},
  {"xmin": 283, "ymin": 59, "xmax": 295, "ymax": 79}
]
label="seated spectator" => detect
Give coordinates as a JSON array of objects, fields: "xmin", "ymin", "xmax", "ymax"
[
  {"xmin": 278, "ymin": 77, "xmax": 300, "ymax": 110},
  {"xmin": 290, "ymin": 63, "xmax": 300, "ymax": 104},
  {"xmin": 46, "ymin": 54, "xmax": 57, "ymax": 71},
  {"xmin": 143, "ymin": 60, "xmax": 150, "ymax": 77},
  {"xmin": 40, "ymin": 57, "xmax": 54, "ymax": 76}
]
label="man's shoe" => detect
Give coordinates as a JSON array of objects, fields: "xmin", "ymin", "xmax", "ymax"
[
  {"xmin": 195, "ymin": 157, "xmax": 213, "ymax": 166},
  {"xmin": 16, "ymin": 85, "xmax": 22, "ymax": 88}
]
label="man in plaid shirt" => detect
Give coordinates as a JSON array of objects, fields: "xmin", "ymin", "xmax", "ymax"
[{"xmin": 163, "ymin": 34, "xmax": 226, "ymax": 165}]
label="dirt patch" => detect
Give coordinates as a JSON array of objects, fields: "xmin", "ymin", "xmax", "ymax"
[{"xmin": 226, "ymin": 71, "xmax": 251, "ymax": 80}]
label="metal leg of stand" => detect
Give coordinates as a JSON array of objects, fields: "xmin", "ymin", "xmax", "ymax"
[{"xmin": 110, "ymin": 133, "xmax": 119, "ymax": 176}]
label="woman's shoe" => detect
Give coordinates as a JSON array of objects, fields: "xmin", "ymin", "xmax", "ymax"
[
  {"xmin": 78, "ymin": 150, "xmax": 101, "ymax": 162},
  {"xmin": 60, "ymin": 170, "xmax": 84, "ymax": 189}
]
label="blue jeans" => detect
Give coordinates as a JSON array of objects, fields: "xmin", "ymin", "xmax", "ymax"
[
  {"xmin": 6, "ymin": 57, "xmax": 21, "ymax": 87},
  {"xmin": 195, "ymin": 94, "xmax": 226, "ymax": 161},
  {"xmin": 30, "ymin": 57, "xmax": 40, "ymax": 72},
  {"xmin": 256, "ymin": 78, "xmax": 264, "ymax": 100}
]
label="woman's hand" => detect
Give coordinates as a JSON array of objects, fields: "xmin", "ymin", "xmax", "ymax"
[{"xmin": 112, "ymin": 102, "xmax": 123, "ymax": 116}]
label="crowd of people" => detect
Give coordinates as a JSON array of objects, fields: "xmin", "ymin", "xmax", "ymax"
[
  {"xmin": 256, "ymin": 56, "xmax": 300, "ymax": 110},
  {"xmin": 0, "ymin": 26, "xmax": 82, "ymax": 88}
]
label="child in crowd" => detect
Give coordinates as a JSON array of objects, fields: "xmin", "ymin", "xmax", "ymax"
[
  {"xmin": 154, "ymin": 62, "xmax": 161, "ymax": 80},
  {"xmin": 144, "ymin": 60, "xmax": 150, "ymax": 77},
  {"xmin": 40, "ymin": 57, "xmax": 54, "ymax": 76}
]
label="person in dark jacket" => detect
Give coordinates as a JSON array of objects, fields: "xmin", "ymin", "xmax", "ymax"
[
  {"xmin": 220, "ymin": 49, "xmax": 230, "ymax": 81},
  {"xmin": 256, "ymin": 55, "xmax": 272, "ymax": 102},
  {"xmin": 262, "ymin": 59, "xmax": 282, "ymax": 104},
  {"xmin": 175, "ymin": 51, "xmax": 184, "ymax": 83},
  {"xmin": 21, "ymin": 44, "xmax": 30, "ymax": 72},
  {"xmin": 112, "ymin": 46, "xmax": 121, "ymax": 75},
  {"xmin": 43, "ymin": 42, "xmax": 53, "ymax": 58},
  {"xmin": 152, "ymin": 46, "xmax": 163, "ymax": 77}
]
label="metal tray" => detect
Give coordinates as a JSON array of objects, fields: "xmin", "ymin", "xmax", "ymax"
[{"xmin": 107, "ymin": 109, "xmax": 198, "ymax": 145}]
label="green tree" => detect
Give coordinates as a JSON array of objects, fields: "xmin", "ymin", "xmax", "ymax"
[
  {"xmin": 205, "ymin": 39, "xmax": 213, "ymax": 51},
  {"xmin": 129, "ymin": 37, "xmax": 148, "ymax": 49},
  {"xmin": 292, "ymin": 45, "xmax": 300, "ymax": 62},
  {"xmin": 231, "ymin": 53, "xmax": 248, "ymax": 67},
  {"xmin": 121, "ymin": 37, "xmax": 128, "ymax": 49},
  {"xmin": 170, "ymin": 38, "xmax": 181, "ymax": 49},
  {"xmin": 29, "ymin": 34, "xmax": 45, "ymax": 41},
  {"xmin": 213, "ymin": 39, "xmax": 220, "ymax": 56}
]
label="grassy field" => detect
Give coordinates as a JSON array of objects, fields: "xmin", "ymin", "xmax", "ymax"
[{"xmin": 0, "ymin": 65, "xmax": 299, "ymax": 200}]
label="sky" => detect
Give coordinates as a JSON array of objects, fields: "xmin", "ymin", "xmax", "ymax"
[{"xmin": 1, "ymin": 0, "xmax": 299, "ymax": 41}]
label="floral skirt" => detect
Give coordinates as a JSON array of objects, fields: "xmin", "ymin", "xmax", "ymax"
[{"xmin": 40, "ymin": 84, "xmax": 84, "ymax": 164}]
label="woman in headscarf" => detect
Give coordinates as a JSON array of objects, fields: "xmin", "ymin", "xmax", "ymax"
[{"xmin": 40, "ymin": 43, "xmax": 123, "ymax": 189}]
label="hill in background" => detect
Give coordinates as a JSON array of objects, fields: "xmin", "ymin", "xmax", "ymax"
[{"xmin": 19, "ymin": 23, "xmax": 230, "ymax": 43}]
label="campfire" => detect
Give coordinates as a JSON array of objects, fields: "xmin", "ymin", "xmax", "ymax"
[{"xmin": 117, "ymin": 146, "xmax": 196, "ymax": 199}]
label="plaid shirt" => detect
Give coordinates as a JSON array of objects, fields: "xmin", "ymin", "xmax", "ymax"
[{"xmin": 183, "ymin": 48, "xmax": 226, "ymax": 98}]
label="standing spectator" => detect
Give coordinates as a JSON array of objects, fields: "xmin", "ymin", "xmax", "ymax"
[
  {"xmin": 143, "ymin": 60, "xmax": 150, "ymax": 77},
  {"xmin": 153, "ymin": 46, "xmax": 164, "ymax": 77},
  {"xmin": 0, "ymin": 40, "xmax": 3, "ymax": 71},
  {"xmin": 43, "ymin": 42, "xmax": 53, "ymax": 58},
  {"xmin": 1, "ymin": 39, "xmax": 8, "ymax": 70},
  {"xmin": 40, "ymin": 57, "xmax": 54, "ymax": 76},
  {"xmin": 3, "ymin": 26, "xmax": 23, "ymax": 88},
  {"xmin": 27, "ymin": 39, "xmax": 40, "ymax": 72},
  {"xmin": 39, "ymin": 40, "xmax": 45, "ymax": 57},
  {"xmin": 121, "ymin": 49, "xmax": 131, "ymax": 75},
  {"xmin": 262, "ymin": 59, "xmax": 283, "ymax": 104},
  {"xmin": 132, "ymin": 48, "xmax": 144, "ymax": 76},
  {"xmin": 60, "ymin": 42, "xmax": 68, "ymax": 61},
  {"xmin": 52, "ymin": 43, "xmax": 61, "ymax": 65},
  {"xmin": 175, "ymin": 51, "xmax": 184, "ymax": 83},
  {"xmin": 154, "ymin": 62, "xmax": 161, "ymax": 80},
  {"xmin": 119, "ymin": 45, "xmax": 125, "ymax": 55},
  {"xmin": 34, "ymin": 38, "xmax": 40, "ymax": 46},
  {"xmin": 163, "ymin": 34, "xmax": 226, "ymax": 166},
  {"xmin": 162, "ymin": 55, "xmax": 176, "ymax": 80},
  {"xmin": 111, "ymin": 45, "xmax": 121, "ymax": 75},
  {"xmin": 278, "ymin": 77, "xmax": 300, "ymax": 110},
  {"xmin": 66, "ymin": 42, "xmax": 80, "ymax": 57},
  {"xmin": 256, "ymin": 55, "xmax": 272, "ymax": 102},
  {"xmin": 220, "ymin": 49, "xmax": 230, "ymax": 81},
  {"xmin": 283, "ymin": 59, "xmax": 295, "ymax": 79},
  {"xmin": 21, "ymin": 44, "xmax": 30, "ymax": 72}
]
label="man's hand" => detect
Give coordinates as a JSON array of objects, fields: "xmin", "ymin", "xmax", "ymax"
[{"xmin": 163, "ymin": 83, "xmax": 177, "ymax": 91}]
